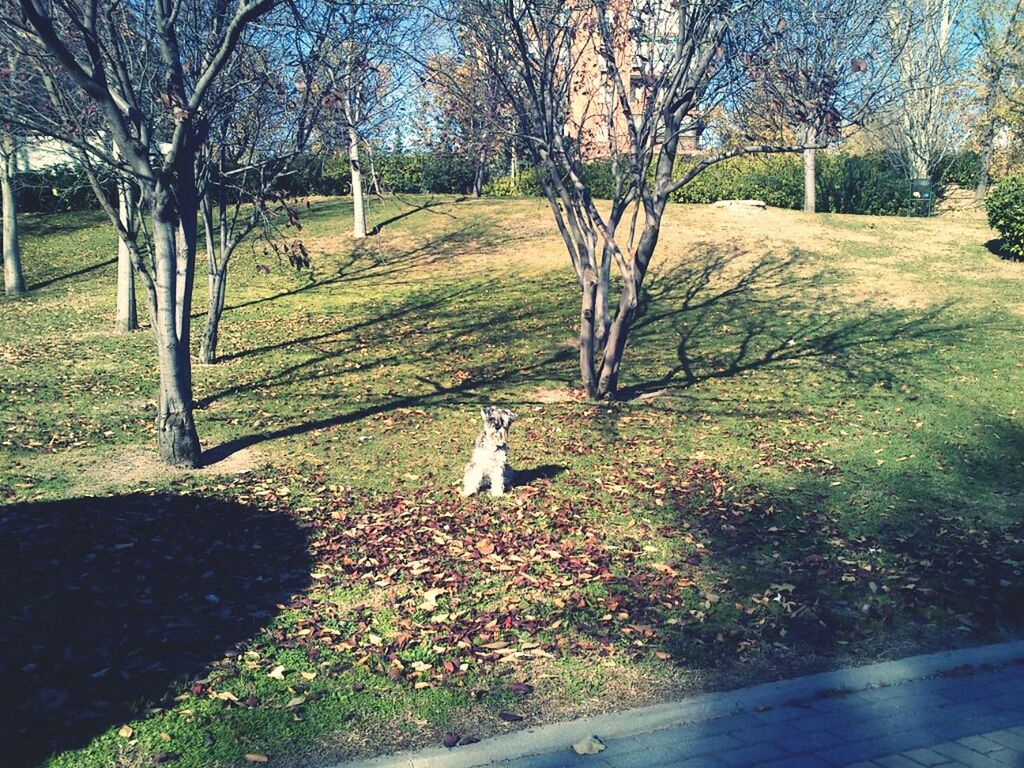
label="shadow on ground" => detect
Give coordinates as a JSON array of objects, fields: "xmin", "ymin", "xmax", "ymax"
[
  {"xmin": 202, "ymin": 247, "xmax": 971, "ymax": 465},
  {"xmin": 0, "ymin": 493, "xmax": 311, "ymax": 767},
  {"xmin": 985, "ymin": 238, "xmax": 1024, "ymax": 262}
]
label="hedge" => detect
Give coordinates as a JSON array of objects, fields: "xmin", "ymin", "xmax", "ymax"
[
  {"xmin": 486, "ymin": 152, "xmax": 910, "ymax": 216},
  {"xmin": 986, "ymin": 172, "xmax": 1024, "ymax": 260}
]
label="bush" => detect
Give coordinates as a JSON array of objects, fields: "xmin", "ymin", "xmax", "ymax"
[
  {"xmin": 986, "ymin": 173, "xmax": 1024, "ymax": 259},
  {"xmin": 937, "ymin": 150, "xmax": 982, "ymax": 188},
  {"xmin": 817, "ymin": 153, "xmax": 907, "ymax": 216},
  {"xmin": 15, "ymin": 164, "xmax": 111, "ymax": 213},
  {"xmin": 671, "ymin": 154, "xmax": 804, "ymax": 208},
  {"xmin": 484, "ymin": 166, "xmax": 541, "ymax": 197}
]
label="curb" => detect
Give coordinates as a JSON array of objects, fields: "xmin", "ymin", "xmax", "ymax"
[{"xmin": 326, "ymin": 639, "xmax": 1024, "ymax": 768}]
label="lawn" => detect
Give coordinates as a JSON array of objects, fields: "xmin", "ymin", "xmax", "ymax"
[{"xmin": 1, "ymin": 195, "xmax": 1022, "ymax": 768}]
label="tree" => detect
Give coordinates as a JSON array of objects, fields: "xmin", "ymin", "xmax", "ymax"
[
  {"xmin": 447, "ymin": 0, "xmax": 810, "ymax": 399},
  {"xmin": 742, "ymin": 0, "xmax": 901, "ymax": 212},
  {"xmin": 312, "ymin": 0, "xmax": 423, "ymax": 239},
  {"xmin": 972, "ymin": 0, "xmax": 1024, "ymax": 199},
  {"xmin": 0, "ymin": 43, "xmax": 27, "ymax": 297},
  {"xmin": 422, "ymin": 47, "xmax": 511, "ymax": 196},
  {"xmin": 194, "ymin": 20, "xmax": 321, "ymax": 364},
  {"xmin": 0, "ymin": 0, "xmax": 277, "ymax": 466},
  {"xmin": 886, "ymin": 0, "xmax": 972, "ymax": 180},
  {"xmin": 113, "ymin": 147, "xmax": 138, "ymax": 332}
]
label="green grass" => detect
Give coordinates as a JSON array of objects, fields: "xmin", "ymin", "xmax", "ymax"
[{"xmin": 1, "ymin": 195, "xmax": 1022, "ymax": 768}]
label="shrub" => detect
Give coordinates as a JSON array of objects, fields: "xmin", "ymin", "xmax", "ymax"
[
  {"xmin": 15, "ymin": 164, "xmax": 111, "ymax": 213},
  {"xmin": 671, "ymin": 154, "xmax": 804, "ymax": 208},
  {"xmin": 986, "ymin": 173, "xmax": 1024, "ymax": 259},
  {"xmin": 817, "ymin": 153, "xmax": 907, "ymax": 216},
  {"xmin": 484, "ymin": 166, "xmax": 541, "ymax": 197},
  {"xmin": 937, "ymin": 150, "xmax": 982, "ymax": 188}
]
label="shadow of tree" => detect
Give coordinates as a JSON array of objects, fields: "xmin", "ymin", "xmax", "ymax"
[
  {"xmin": 625, "ymin": 248, "xmax": 967, "ymax": 397},
  {"xmin": 28, "ymin": 257, "xmax": 117, "ymax": 291},
  {"xmin": 0, "ymin": 494, "xmax": 311, "ymax": 767},
  {"xmin": 564, "ymin": 412, "xmax": 1024, "ymax": 672},
  {"xmin": 201, "ymin": 247, "xmax": 973, "ymax": 468}
]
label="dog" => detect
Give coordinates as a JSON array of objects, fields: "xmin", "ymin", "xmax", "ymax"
[{"xmin": 461, "ymin": 407, "xmax": 518, "ymax": 497}]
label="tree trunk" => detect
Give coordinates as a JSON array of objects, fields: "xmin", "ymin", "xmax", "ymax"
[
  {"xmin": 975, "ymin": 89, "xmax": 999, "ymax": 202},
  {"xmin": 579, "ymin": 270, "xmax": 599, "ymax": 398},
  {"xmin": 472, "ymin": 151, "xmax": 486, "ymax": 197},
  {"xmin": 115, "ymin": 180, "xmax": 138, "ymax": 332},
  {"xmin": 1, "ymin": 147, "xmax": 26, "ymax": 297},
  {"xmin": 802, "ymin": 139, "xmax": 817, "ymax": 213},
  {"xmin": 199, "ymin": 265, "xmax": 227, "ymax": 364},
  {"xmin": 596, "ymin": 287, "xmax": 635, "ymax": 399},
  {"xmin": 151, "ymin": 190, "xmax": 201, "ymax": 468},
  {"xmin": 348, "ymin": 125, "xmax": 367, "ymax": 239},
  {"xmin": 594, "ymin": 243, "xmax": 612, "ymax": 348}
]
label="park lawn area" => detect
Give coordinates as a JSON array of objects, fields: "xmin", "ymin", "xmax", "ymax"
[{"xmin": 1, "ymin": 194, "xmax": 1023, "ymax": 768}]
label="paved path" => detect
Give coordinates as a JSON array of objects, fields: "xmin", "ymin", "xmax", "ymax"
[
  {"xmin": 506, "ymin": 662, "xmax": 1024, "ymax": 768},
  {"xmin": 334, "ymin": 641, "xmax": 1024, "ymax": 768}
]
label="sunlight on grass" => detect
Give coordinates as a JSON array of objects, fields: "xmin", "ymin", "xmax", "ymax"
[{"xmin": 1, "ymin": 196, "xmax": 1022, "ymax": 767}]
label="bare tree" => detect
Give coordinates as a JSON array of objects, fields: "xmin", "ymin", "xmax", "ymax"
[
  {"xmin": 886, "ymin": 0, "xmax": 972, "ymax": 180},
  {"xmin": 194, "ymin": 17, "xmax": 322, "ymax": 364},
  {"xmin": 445, "ymin": 0, "xmax": 810, "ymax": 399},
  {"xmin": 1, "ymin": 41, "xmax": 27, "ymax": 296},
  {"xmin": 113, "ymin": 145, "xmax": 139, "ymax": 332},
  {"xmin": 741, "ymin": 0, "xmax": 901, "ymax": 211},
  {"xmin": 973, "ymin": 0, "xmax": 1024, "ymax": 199},
  {"xmin": 312, "ymin": 0, "xmax": 424, "ymax": 238},
  {"xmin": 0, "ymin": 0, "xmax": 277, "ymax": 466}
]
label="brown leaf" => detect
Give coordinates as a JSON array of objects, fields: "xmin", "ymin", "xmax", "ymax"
[
  {"xmin": 476, "ymin": 539, "xmax": 495, "ymax": 556},
  {"xmin": 244, "ymin": 755, "xmax": 269, "ymax": 763},
  {"xmin": 498, "ymin": 712, "xmax": 522, "ymax": 722}
]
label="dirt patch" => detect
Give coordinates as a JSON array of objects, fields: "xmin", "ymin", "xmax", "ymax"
[
  {"xmin": 532, "ymin": 387, "xmax": 587, "ymax": 404},
  {"xmin": 75, "ymin": 444, "xmax": 265, "ymax": 490}
]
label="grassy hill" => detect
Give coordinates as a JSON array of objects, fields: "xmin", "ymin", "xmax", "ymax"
[{"xmin": 1, "ymin": 196, "xmax": 1022, "ymax": 767}]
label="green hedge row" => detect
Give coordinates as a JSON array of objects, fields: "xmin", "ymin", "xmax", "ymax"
[
  {"xmin": 280, "ymin": 153, "xmax": 480, "ymax": 198},
  {"xmin": 12, "ymin": 165, "xmax": 110, "ymax": 213},
  {"xmin": 10, "ymin": 149, "xmax": 982, "ymax": 216},
  {"xmin": 485, "ymin": 152, "xmax": 915, "ymax": 216}
]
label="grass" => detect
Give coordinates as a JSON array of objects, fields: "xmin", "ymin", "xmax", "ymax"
[{"xmin": 1, "ymin": 194, "xmax": 1023, "ymax": 767}]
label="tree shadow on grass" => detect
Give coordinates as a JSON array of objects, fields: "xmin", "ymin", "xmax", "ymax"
[
  {"xmin": 0, "ymin": 493, "xmax": 311, "ymax": 767},
  {"xmin": 623, "ymin": 248, "xmax": 969, "ymax": 398},
  {"xmin": 561, "ymin": 415, "xmax": 1024, "ymax": 677},
  {"xmin": 28, "ymin": 257, "xmax": 117, "ymax": 291},
  {"xmin": 216, "ymin": 220, "xmax": 514, "ymax": 323}
]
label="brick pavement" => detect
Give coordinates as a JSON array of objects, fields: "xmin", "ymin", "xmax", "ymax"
[{"xmin": 503, "ymin": 663, "xmax": 1024, "ymax": 768}]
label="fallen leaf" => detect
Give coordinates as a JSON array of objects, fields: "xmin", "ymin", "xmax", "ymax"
[
  {"xmin": 420, "ymin": 587, "xmax": 446, "ymax": 612},
  {"xmin": 509, "ymin": 682, "xmax": 534, "ymax": 695},
  {"xmin": 153, "ymin": 752, "xmax": 173, "ymax": 764},
  {"xmin": 300, "ymin": 671, "xmax": 317, "ymax": 681},
  {"xmin": 244, "ymin": 755, "xmax": 269, "ymax": 763},
  {"xmin": 118, "ymin": 725, "xmax": 134, "ymax": 739},
  {"xmin": 267, "ymin": 665, "xmax": 286, "ymax": 680},
  {"xmin": 286, "ymin": 696, "xmax": 306, "ymax": 708},
  {"xmin": 476, "ymin": 539, "xmax": 495, "ymax": 556},
  {"xmin": 572, "ymin": 736, "xmax": 606, "ymax": 755},
  {"xmin": 442, "ymin": 732, "xmax": 460, "ymax": 748},
  {"xmin": 498, "ymin": 712, "xmax": 522, "ymax": 722}
]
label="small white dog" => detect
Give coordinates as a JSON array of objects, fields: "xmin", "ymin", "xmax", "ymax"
[{"xmin": 461, "ymin": 407, "xmax": 518, "ymax": 497}]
